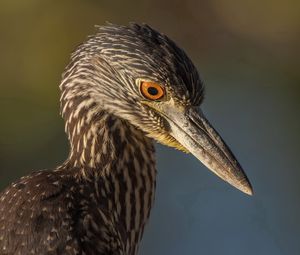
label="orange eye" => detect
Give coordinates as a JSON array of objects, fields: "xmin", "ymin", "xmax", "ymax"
[{"xmin": 140, "ymin": 81, "xmax": 165, "ymax": 100}]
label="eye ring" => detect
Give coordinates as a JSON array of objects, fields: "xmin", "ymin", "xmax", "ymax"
[{"xmin": 140, "ymin": 81, "xmax": 165, "ymax": 100}]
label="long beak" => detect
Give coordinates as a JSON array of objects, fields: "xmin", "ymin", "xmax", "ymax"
[{"xmin": 164, "ymin": 106, "xmax": 253, "ymax": 195}]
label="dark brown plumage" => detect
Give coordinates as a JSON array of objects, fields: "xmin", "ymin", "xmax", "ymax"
[{"xmin": 0, "ymin": 112, "xmax": 155, "ymax": 255}]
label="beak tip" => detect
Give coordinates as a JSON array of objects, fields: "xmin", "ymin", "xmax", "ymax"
[
  {"xmin": 239, "ymin": 181, "xmax": 253, "ymax": 196},
  {"xmin": 244, "ymin": 187, "xmax": 254, "ymax": 196}
]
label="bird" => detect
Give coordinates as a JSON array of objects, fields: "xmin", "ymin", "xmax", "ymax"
[{"xmin": 0, "ymin": 23, "xmax": 252, "ymax": 255}]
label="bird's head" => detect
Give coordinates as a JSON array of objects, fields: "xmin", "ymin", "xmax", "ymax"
[{"xmin": 63, "ymin": 23, "xmax": 252, "ymax": 195}]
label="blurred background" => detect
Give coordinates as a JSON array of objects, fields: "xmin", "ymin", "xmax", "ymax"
[{"xmin": 0, "ymin": 0, "xmax": 299, "ymax": 254}]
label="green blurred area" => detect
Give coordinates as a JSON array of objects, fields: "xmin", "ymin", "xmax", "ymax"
[{"xmin": 0, "ymin": 1, "xmax": 300, "ymax": 254}]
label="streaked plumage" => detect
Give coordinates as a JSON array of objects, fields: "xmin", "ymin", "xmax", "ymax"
[{"xmin": 0, "ymin": 23, "xmax": 252, "ymax": 255}]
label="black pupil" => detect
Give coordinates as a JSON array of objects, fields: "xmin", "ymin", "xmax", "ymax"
[{"xmin": 147, "ymin": 87, "xmax": 159, "ymax": 96}]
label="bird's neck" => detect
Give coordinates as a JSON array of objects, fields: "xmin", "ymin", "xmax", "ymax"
[{"xmin": 59, "ymin": 93, "xmax": 156, "ymax": 253}]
